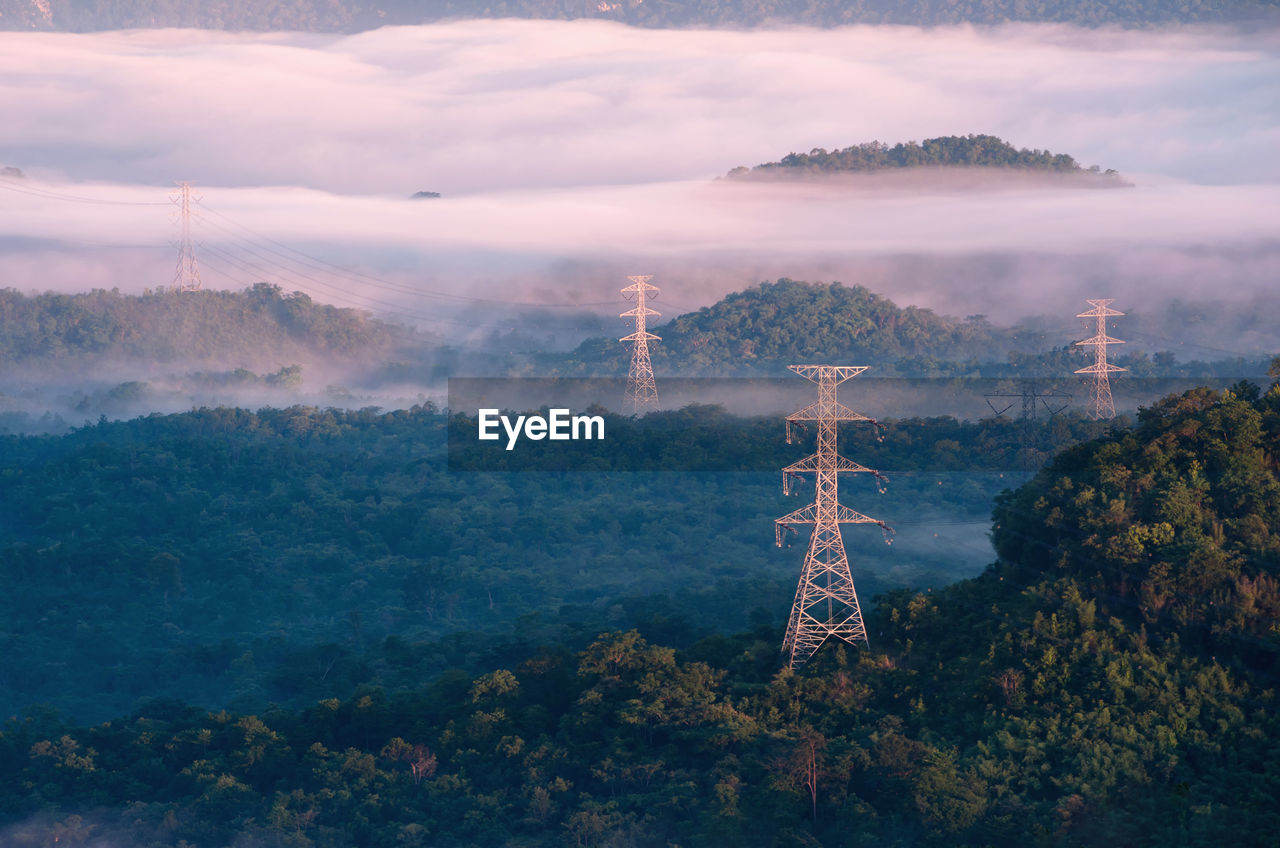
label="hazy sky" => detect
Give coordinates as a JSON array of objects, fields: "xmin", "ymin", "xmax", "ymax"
[{"xmin": 0, "ymin": 21, "xmax": 1276, "ymax": 339}]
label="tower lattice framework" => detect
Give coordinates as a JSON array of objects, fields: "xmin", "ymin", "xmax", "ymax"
[
  {"xmin": 984, "ymin": 379, "xmax": 1071, "ymax": 470},
  {"xmin": 620, "ymin": 275, "xmax": 660, "ymax": 413},
  {"xmin": 1074, "ymin": 299, "xmax": 1125, "ymax": 419},
  {"xmin": 171, "ymin": 181, "xmax": 202, "ymax": 292},
  {"xmin": 775, "ymin": 365, "xmax": 891, "ymax": 669}
]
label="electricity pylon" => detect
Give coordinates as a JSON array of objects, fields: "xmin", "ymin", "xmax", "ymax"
[
  {"xmin": 775, "ymin": 365, "xmax": 891, "ymax": 668},
  {"xmin": 620, "ymin": 275, "xmax": 660, "ymax": 413},
  {"xmin": 171, "ymin": 181, "xmax": 202, "ymax": 292},
  {"xmin": 984, "ymin": 379, "xmax": 1071, "ymax": 470},
  {"xmin": 1075, "ymin": 299, "xmax": 1125, "ymax": 419}
]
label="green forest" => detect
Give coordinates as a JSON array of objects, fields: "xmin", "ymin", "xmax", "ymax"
[
  {"xmin": 6, "ymin": 279, "xmax": 1264, "ymax": 400},
  {"xmin": 1, "ymin": 378, "xmax": 1278, "ymax": 845},
  {"xmin": 0, "ymin": 277, "xmax": 1276, "ymax": 845},
  {"xmin": 0, "ymin": 283, "xmax": 471, "ymax": 427},
  {"xmin": 1, "ymin": 0, "xmax": 1274, "ymax": 30},
  {"xmin": 0, "ymin": 284, "xmax": 420, "ymax": 371},
  {"xmin": 0, "ymin": 400, "xmax": 1103, "ymax": 721},
  {"xmin": 547, "ymin": 280, "xmax": 1023, "ymax": 378},
  {"xmin": 545, "ymin": 279, "xmax": 1266, "ymax": 381},
  {"xmin": 726, "ymin": 135, "xmax": 1124, "ymax": 182},
  {"xmin": 6, "ymin": 280, "xmax": 1024, "ymax": 381},
  {"xmin": 1, "ymin": 0, "xmax": 1277, "ymax": 838}
]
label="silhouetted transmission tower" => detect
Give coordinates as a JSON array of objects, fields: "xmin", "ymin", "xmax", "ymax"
[
  {"xmin": 620, "ymin": 275, "xmax": 660, "ymax": 413},
  {"xmin": 1075, "ymin": 299, "xmax": 1125, "ymax": 419},
  {"xmin": 775, "ymin": 365, "xmax": 891, "ymax": 668},
  {"xmin": 171, "ymin": 181, "xmax": 202, "ymax": 292},
  {"xmin": 984, "ymin": 378, "xmax": 1071, "ymax": 470}
]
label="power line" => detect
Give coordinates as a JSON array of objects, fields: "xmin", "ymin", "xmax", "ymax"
[
  {"xmin": 199, "ymin": 241, "xmax": 524, "ymax": 332},
  {"xmin": 0, "ymin": 176, "xmax": 714, "ymax": 319},
  {"xmin": 198, "ymin": 202, "xmax": 629, "ymax": 311},
  {"xmin": 1123, "ymin": 329, "xmax": 1272, "ymax": 361},
  {"xmin": 0, "ymin": 176, "xmax": 169, "ymax": 206}
]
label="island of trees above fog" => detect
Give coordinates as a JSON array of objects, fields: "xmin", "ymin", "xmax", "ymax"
[{"xmin": 725, "ymin": 135, "xmax": 1126, "ymax": 185}]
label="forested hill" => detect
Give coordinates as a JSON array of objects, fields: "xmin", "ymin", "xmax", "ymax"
[
  {"xmin": 0, "ymin": 0, "xmax": 1274, "ymax": 31},
  {"xmin": 548, "ymin": 279, "xmax": 1019, "ymax": 376},
  {"xmin": 993, "ymin": 379, "xmax": 1280, "ymax": 647},
  {"xmin": 0, "ymin": 283, "xmax": 422, "ymax": 373},
  {"xmin": 726, "ymin": 135, "xmax": 1125, "ymax": 182},
  {"xmin": 1, "ymin": 380, "xmax": 1278, "ymax": 845},
  {"xmin": 0, "ymin": 401, "xmax": 1040, "ymax": 721}
]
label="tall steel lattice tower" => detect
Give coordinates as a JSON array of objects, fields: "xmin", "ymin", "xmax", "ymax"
[
  {"xmin": 171, "ymin": 181, "xmax": 202, "ymax": 292},
  {"xmin": 1075, "ymin": 299, "xmax": 1125, "ymax": 419},
  {"xmin": 620, "ymin": 275, "xmax": 660, "ymax": 413},
  {"xmin": 775, "ymin": 365, "xmax": 891, "ymax": 668}
]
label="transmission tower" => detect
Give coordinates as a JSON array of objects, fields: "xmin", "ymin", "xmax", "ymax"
[
  {"xmin": 1074, "ymin": 299, "xmax": 1125, "ymax": 419},
  {"xmin": 775, "ymin": 365, "xmax": 891, "ymax": 668},
  {"xmin": 620, "ymin": 275, "xmax": 660, "ymax": 413},
  {"xmin": 171, "ymin": 181, "xmax": 202, "ymax": 292},
  {"xmin": 984, "ymin": 378, "xmax": 1071, "ymax": 470}
]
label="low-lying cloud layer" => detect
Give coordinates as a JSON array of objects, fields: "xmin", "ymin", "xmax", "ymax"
[
  {"xmin": 0, "ymin": 21, "xmax": 1277, "ymax": 344},
  {"xmin": 3, "ymin": 21, "xmax": 1277, "ymax": 190}
]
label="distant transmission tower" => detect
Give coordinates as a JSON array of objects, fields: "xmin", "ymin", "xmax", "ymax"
[
  {"xmin": 620, "ymin": 275, "xmax": 660, "ymax": 413},
  {"xmin": 171, "ymin": 181, "xmax": 202, "ymax": 292},
  {"xmin": 1074, "ymin": 299, "xmax": 1125, "ymax": 419},
  {"xmin": 984, "ymin": 378, "xmax": 1071, "ymax": 469},
  {"xmin": 775, "ymin": 365, "xmax": 891, "ymax": 668}
]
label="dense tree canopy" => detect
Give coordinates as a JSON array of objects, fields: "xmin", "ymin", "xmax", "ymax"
[
  {"xmin": 1, "ymin": 381, "xmax": 1278, "ymax": 846},
  {"xmin": 726, "ymin": 135, "xmax": 1123, "ymax": 181},
  {"xmin": 550, "ymin": 279, "xmax": 1012, "ymax": 377},
  {"xmin": 0, "ymin": 401, "xmax": 1066, "ymax": 720},
  {"xmin": 994, "ymin": 381, "xmax": 1280, "ymax": 651},
  {"xmin": 0, "ymin": 284, "xmax": 416, "ymax": 372},
  {"xmin": 545, "ymin": 279, "xmax": 1269, "ymax": 384}
]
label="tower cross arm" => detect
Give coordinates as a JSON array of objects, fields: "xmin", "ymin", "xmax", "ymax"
[
  {"xmin": 775, "ymin": 502, "xmax": 889, "ymax": 530},
  {"xmin": 621, "ymin": 276, "xmax": 659, "ymax": 295},
  {"xmin": 834, "ymin": 504, "xmax": 889, "ymax": 526},
  {"xmin": 775, "ymin": 503, "xmax": 816, "ymax": 546},
  {"xmin": 1075, "ymin": 362, "xmax": 1127, "ymax": 374},
  {"xmin": 776, "ymin": 502, "xmax": 817, "ymax": 526},
  {"xmin": 783, "ymin": 454, "xmax": 884, "ymax": 476},
  {"xmin": 774, "ymin": 503, "xmax": 891, "ymax": 546},
  {"xmin": 1077, "ymin": 301, "xmax": 1125, "ymax": 318},
  {"xmin": 787, "ymin": 364, "xmax": 869, "ymax": 383},
  {"xmin": 786, "ymin": 401, "xmax": 873, "ymax": 422},
  {"xmin": 1076, "ymin": 334, "xmax": 1125, "ymax": 346}
]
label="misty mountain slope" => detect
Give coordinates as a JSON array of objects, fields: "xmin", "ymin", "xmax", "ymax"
[
  {"xmin": 726, "ymin": 134, "xmax": 1127, "ymax": 183},
  {"xmin": 2, "ymin": 382, "xmax": 1279, "ymax": 846},
  {"xmin": 541, "ymin": 279, "xmax": 1273, "ymax": 383},
  {"xmin": 0, "ymin": 0, "xmax": 1274, "ymax": 30},
  {"xmin": 0, "ymin": 402, "xmax": 1042, "ymax": 720},
  {"xmin": 0, "ymin": 283, "xmax": 430, "ymax": 375},
  {"xmin": 547, "ymin": 279, "xmax": 1021, "ymax": 377}
]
